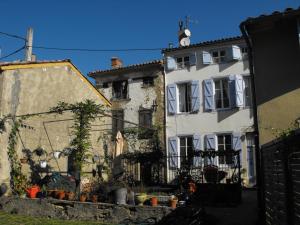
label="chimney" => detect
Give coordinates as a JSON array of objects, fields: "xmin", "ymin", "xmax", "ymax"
[
  {"xmin": 111, "ymin": 57, "xmax": 123, "ymax": 69},
  {"xmin": 25, "ymin": 27, "xmax": 34, "ymax": 61}
]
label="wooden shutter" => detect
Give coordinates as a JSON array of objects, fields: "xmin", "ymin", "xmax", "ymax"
[
  {"xmin": 166, "ymin": 56, "xmax": 177, "ymax": 70},
  {"xmin": 191, "ymin": 80, "xmax": 200, "ymax": 112},
  {"xmin": 193, "ymin": 134, "xmax": 202, "ymax": 167},
  {"xmin": 202, "ymin": 51, "xmax": 213, "ymax": 64},
  {"xmin": 168, "ymin": 137, "xmax": 178, "ymax": 168},
  {"xmin": 230, "ymin": 45, "xmax": 241, "ymax": 60},
  {"xmin": 167, "ymin": 84, "xmax": 177, "ymax": 114},
  {"xmin": 232, "ymin": 133, "xmax": 242, "ymax": 166},
  {"xmin": 203, "ymin": 79, "xmax": 215, "ymax": 111}
]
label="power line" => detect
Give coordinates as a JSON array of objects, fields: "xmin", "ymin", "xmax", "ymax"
[
  {"xmin": 32, "ymin": 45, "xmax": 164, "ymax": 52},
  {"xmin": 0, "ymin": 31, "xmax": 26, "ymax": 41},
  {"xmin": 0, "ymin": 46, "xmax": 25, "ymax": 60}
]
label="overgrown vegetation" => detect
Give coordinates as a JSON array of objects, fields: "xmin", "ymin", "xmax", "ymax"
[{"xmin": 51, "ymin": 99, "xmax": 105, "ymax": 172}]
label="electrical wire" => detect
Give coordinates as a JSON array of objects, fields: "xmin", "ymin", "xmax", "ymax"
[
  {"xmin": 32, "ymin": 45, "xmax": 163, "ymax": 52},
  {"xmin": 0, "ymin": 31, "xmax": 26, "ymax": 41},
  {"xmin": 0, "ymin": 46, "xmax": 25, "ymax": 60}
]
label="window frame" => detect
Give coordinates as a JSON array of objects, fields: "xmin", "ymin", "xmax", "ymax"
[
  {"xmin": 112, "ymin": 80, "xmax": 128, "ymax": 100},
  {"xmin": 179, "ymin": 135, "xmax": 194, "ymax": 168},
  {"xmin": 211, "ymin": 49, "xmax": 227, "ymax": 63},
  {"xmin": 243, "ymin": 76, "xmax": 252, "ymax": 107},
  {"xmin": 217, "ymin": 133, "xmax": 233, "ymax": 166},
  {"xmin": 214, "ymin": 78, "xmax": 231, "ymax": 110},
  {"xmin": 177, "ymin": 82, "xmax": 192, "ymax": 113},
  {"xmin": 176, "ymin": 55, "xmax": 190, "ymax": 69},
  {"xmin": 142, "ymin": 77, "xmax": 154, "ymax": 87}
]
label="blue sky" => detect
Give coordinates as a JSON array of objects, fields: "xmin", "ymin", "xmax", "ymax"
[{"xmin": 1, "ymin": 0, "xmax": 300, "ymax": 78}]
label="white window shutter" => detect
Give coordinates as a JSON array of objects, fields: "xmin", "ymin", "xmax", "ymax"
[
  {"xmin": 202, "ymin": 51, "xmax": 213, "ymax": 64},
  {"xmin": 230, "ymin": 45, "xmax": 241, "ymax": 60},
  {"xmin": 205, "ymin": 134, "xmax": 217, "ymax": 165},
  {"xmin": 168, "ymin": 137, "xmax": 178, "ymax": 168},
  {"xmin": 229, "ymin": 75, "xmax": 244, "ymax": 108},
  {"xmin": 193, "ymin": 134, "xmax": 202, "ymax": 167},
  {"xmin": 166, "ymin": 56, "xmax": 177, "ymax": 70},
  {"xmin": 203, "ymin": 79, "xmax": 215, "ymax": 111},
  {"xmin": 189, "ymin": 53, "xmax": 197, "ymax": 66},
  {"xmin": 232, "ymin": 133, "xmax": 242, "ymax": 166},
  {"xmin": 191, "ymin": 80, "xmax": 200, "ymax": 112},
  {"xmin": 167, "ymin": 84, "xmax": 177, "ymax": 115}
]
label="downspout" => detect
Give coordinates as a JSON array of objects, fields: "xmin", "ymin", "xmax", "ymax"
[{"xmin": 240, "ymin": 22, "xmax": 265, "ymax": 225}]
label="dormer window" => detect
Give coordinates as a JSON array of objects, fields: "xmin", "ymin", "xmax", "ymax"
[{"xmin": 142, "ymin": 77, "xmax": 154, "ymax": 87}]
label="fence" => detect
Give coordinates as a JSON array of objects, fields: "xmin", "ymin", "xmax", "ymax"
[
  {"xmin": 121, "ymin": 150, "xmax": 241, "ymax": 187},
  {"xmin": 261, "ymin": 130, "xmax": 300, "ymax": 225}
]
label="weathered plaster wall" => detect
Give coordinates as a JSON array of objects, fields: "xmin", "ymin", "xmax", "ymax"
[{"xmin": 0, "ymin": 64, "xmax": 111, "ymax": 188}]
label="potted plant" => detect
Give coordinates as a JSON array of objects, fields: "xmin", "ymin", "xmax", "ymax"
[
  {"xmin": 26, "ymin": 185, "xmax": 40, "ymax": 199},
  {"xmin": 151, "ymin": 196, "xmax": 158, "ymax": 207},
  {"xmin": 169, "ymin": 195, "xmax": 178, "ymax": 209}
]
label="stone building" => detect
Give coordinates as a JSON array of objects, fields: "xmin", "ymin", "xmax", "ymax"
[
  {"xmin": 163, "ymin": 34, "xmax": 256, "ymax": 186},
  {"xmin": 88, "ymin": 58, "xmax": 165, "ymax": 184},
  {"xmin": 0, "ymin": 59, "xmax": 111, "ymax": 188}
]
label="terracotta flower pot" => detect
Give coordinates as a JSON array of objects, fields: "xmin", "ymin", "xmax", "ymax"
[
  {"xmin": 151, "ymin": 197, "xmax": 158, "ymax": 206},
  {"xmin": 57, "ymin": 191, "xmax": 65, "ymax": 200},
  {"xmin": 26, "ymin": 185, "xmax": 40, "ymax": 198},
  {"xmin": 91, "ymin": 194, "xmax": 98, "ymax": 203},
  {"xmin": 66, "ymin": 192, "xmax": 75, "ymax": 201},
  {"xmin": 169, "ymin": 199, "xmax": 178, "ymax": 209},
  {"xmin": 80, "ymin": 194, "xmax": 87, "ymax": 202}
]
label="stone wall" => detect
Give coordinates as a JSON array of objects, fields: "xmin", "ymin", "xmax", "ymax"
[{"xmin": 0, "ymin": 197, "xmax": 172, "ymax": 224}]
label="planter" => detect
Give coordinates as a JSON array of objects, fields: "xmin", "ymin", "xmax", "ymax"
[
  {"xmin": 136, "ymin": 193, "xmax": 148, "ymax": 206},
  {"xmin": 80, "ymin": 193, "xmax": 87, "ymax": 202},
  {"xmin": 115, "ymin": 188, "xmax": 127, "ymax": 205},
  {"xmin": 169, "ymin": 199, "xmax": 178, "ymax": 209},
  {"xmin": 151, "ymin": 196, "xmax": 158, "ymax": 206},
  {"xmin": 65, "ymin": 192, "xmax": 75, "ymax": 201},
  {"xmin": 57, "ymin": 191, "xmax": 65, "ymax": 200},
  {"xmin": 26, "ymin": 185, "xmax": 40, "ymax": 198},
  {"xmin": 91, "ymin": 194, "xmax": 98, "ymax": 203}
]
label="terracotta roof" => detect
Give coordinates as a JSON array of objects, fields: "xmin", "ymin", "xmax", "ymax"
[
  {"xmin": 162, "ymin": 36, "xmax": 244, "ymax": 53},
  {"xmin": 88, "ymin": 59, "xmax": 163, "ymax": 77},
  {"xmin": 242, "ymin": 7, "xmax": 300, "ymax": 25}
]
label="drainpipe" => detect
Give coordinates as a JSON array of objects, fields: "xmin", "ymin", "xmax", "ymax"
[{"xmin": 240, "ymin": 22, "xmax": 265, "ymax": 225}]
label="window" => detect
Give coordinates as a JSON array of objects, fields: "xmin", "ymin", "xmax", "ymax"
[
  {"xmin": 178, "ymin": 83, "xmax": 192, "ymax": 112},
  {"xmin": 112, "ymin": 110, "xmax": 124, "ymax": 138},
  {"xmin": 176, "ymin": 56, "xmax": 190, "ymax": 68},
  {"xmin": 179, "ymin": 136, "xmax": 193, "ymax": 167},
  {"xmin": 112, "ymin": 80, "xmax": 128, "ymax": 99},
  {"xmin": 142, "ymin": 77, "xmax": 154, "ymax": 87},
  {"xmin": 243, "ymin": 76, "xmax": 252, "ymax": 107},
  {"xmin": 212, "ymin": 50, "xmax": 226, "ymax": 63},
  {"xmin": 102, "ymin": 82, "xmax": 109, "ymax": 88},
  {"xmin": 139, "ymin": 109, "xmax": 153, "ymax": 138},
  {"xmin": 241, "ymin": 47, "xmax": 248, "ymax": 59},
  {"xmin": 215, "ymin": 79, "xmax": 230, "ymax": 109},
  {"xmin": 217, "ymin": 134, "xmax": 232, "ymax": 164}
]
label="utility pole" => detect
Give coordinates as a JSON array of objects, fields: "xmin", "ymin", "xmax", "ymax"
[{"xmin": 25, "ymin": 27, "xmax": 33, "ymax": 61}]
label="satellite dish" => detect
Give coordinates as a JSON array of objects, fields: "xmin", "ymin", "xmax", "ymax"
[
  {"xmin": 184, "ymin": 29, "xmax": 191, "ymax": 37},
  {"xmin": 180, "ymin": 37, "xmax": 190, "ymax": 47}
]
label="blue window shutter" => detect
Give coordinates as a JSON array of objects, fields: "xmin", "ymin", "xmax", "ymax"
[
  {"xmin": 168, "ymin": 137, "xmax": 178, "ymax": 168},
  {"xmin": 203, "ymin": 79, "xmax": 215, "ymax": 111},
  {"xmin": 191, "ymin": 80, "xmax": 200, "ymax": 112},
  {"xmin": 229, "ymin": 75, "xmax": 244, "ymax": 108},
  {"xmin": 205, "ymin": 134, "xmax": 217, "ymax": 165},
  {"xmin": 167, "ymin": 84, "xmax": 177, "ymax": 115},
  {"xmin": 230, "ymin": 45, "xmax": 241, "ymax": 60},
  {"xmin": 189, "ymin": 53, "xmax": 197, "ymax": 66},
  {"xmin": 193, "ymin": 134, "xmax": 201, "ymax": 167},
  {"xmin": 247, "ymin": 147, "xmax": 254, "ymax": 180},
  {"xmin": 235, "ymin": 75, "xmax": 244, "ymax": 107},
  {"xmin": 166, "ymin": 56, "xmax": 177, "ymax": 70},
  {"xmin": 202, "ymin": 51, "xmax": 212, "ymax": 64},
  {"xmin": 232, "ymin": 133, "xmax": 242, "ymax": 166}
]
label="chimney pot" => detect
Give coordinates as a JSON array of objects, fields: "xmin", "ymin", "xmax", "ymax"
[{"xmin": 111, "ymin": 57, "xmax": 123, "ymax": 69}]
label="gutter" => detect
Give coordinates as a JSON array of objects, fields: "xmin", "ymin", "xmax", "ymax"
[{"xmin": 240, "ymin": 21, "xmax": 265, "ymax": 225}]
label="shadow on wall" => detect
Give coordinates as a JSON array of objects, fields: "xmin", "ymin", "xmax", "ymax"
[
  {"xmin": 219, "ymin": 62, "xmax": 235, "ymax": 73},
  {"xmin": 217, "ymin": 108, "xmax": 239, "ymax": 123},
  {"xmin": 0, "ymin": 183, "xmax": 8, "ymax": 197}
]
